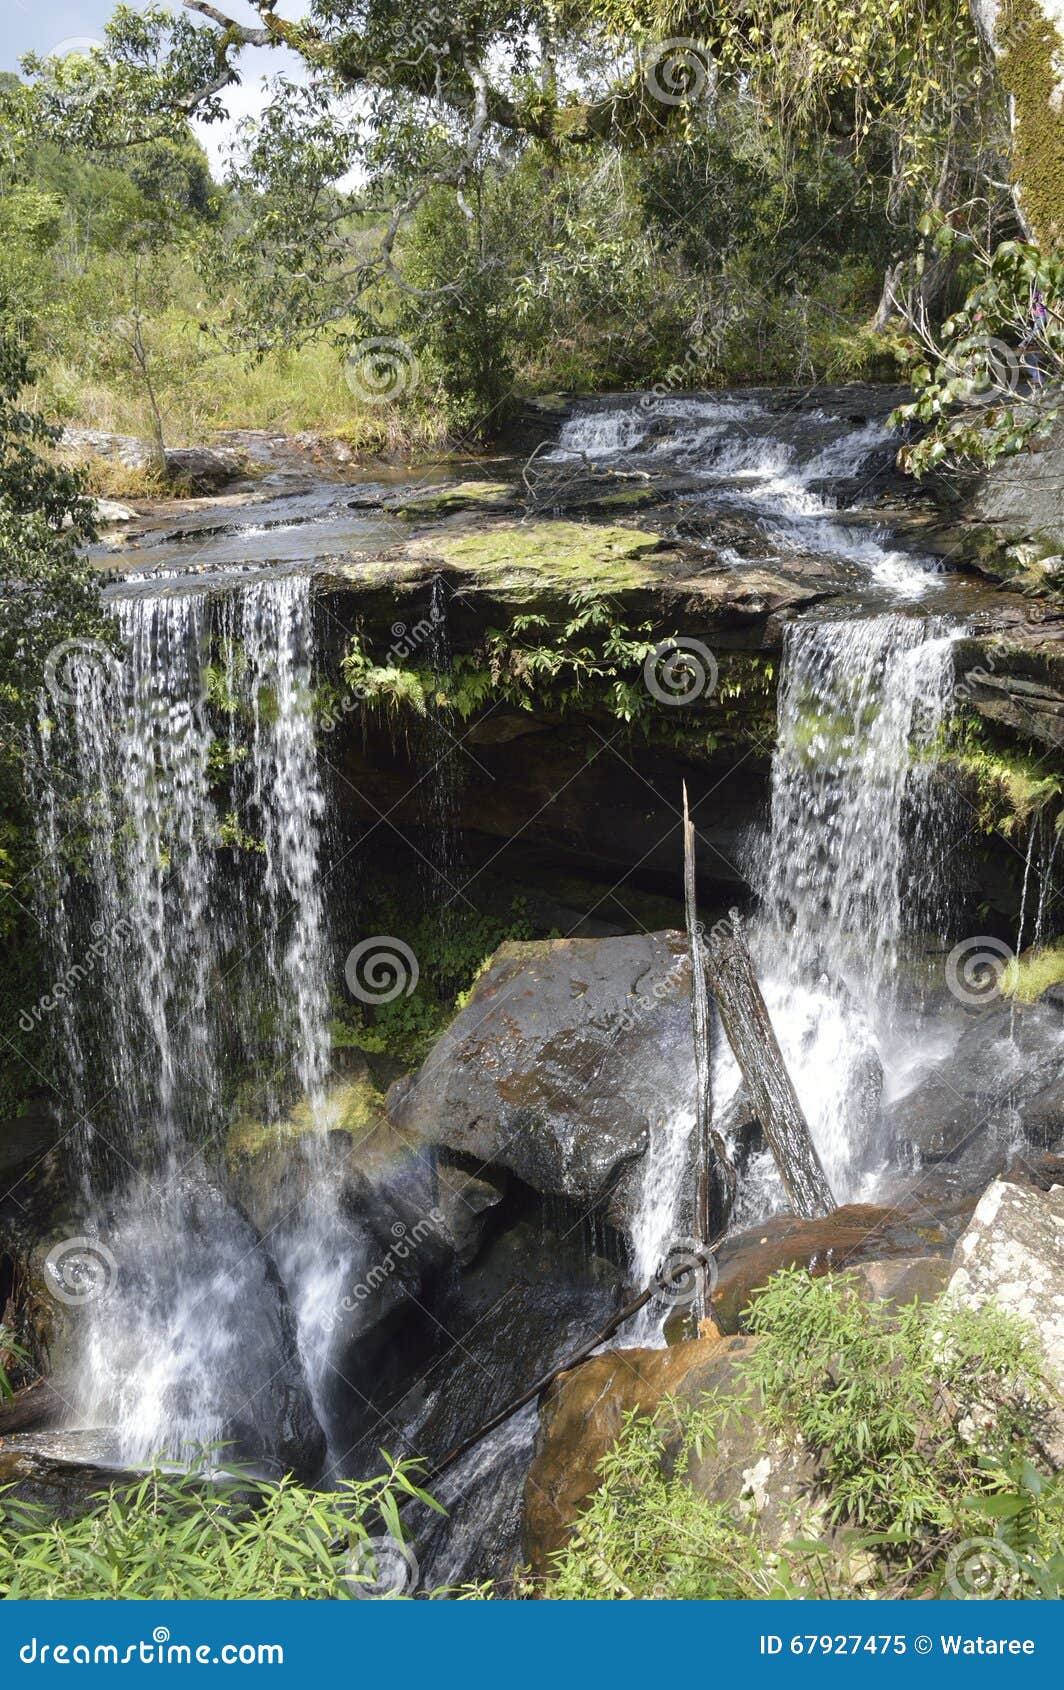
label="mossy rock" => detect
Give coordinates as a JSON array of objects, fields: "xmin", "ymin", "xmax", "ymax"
[
  {"xmin": 1002, "ymin": 937, "xmax": 1064, "ymax": 1003},
  {"xmin": 951, "ymin": 738, "xmax": 1063, "ymax": 832},
  {"xmin": 998, "ymin": 0, "xmax": 1064, "ymax": 242},
  {"xmin": 225, "ymin": 1070, "xmax": 391, "ymax": 1173},
  {"xmin": 391, "ymin": 480, "xmax": 518, "ymax": 519},
  {"xmin": 407, "ymin": 519, "xmax": 672, "ymax": 593}
]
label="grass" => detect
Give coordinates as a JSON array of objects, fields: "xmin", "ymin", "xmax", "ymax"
[
  {"xmin": 31, "ymin": 320, "xmax": 451, "ymax": 464},
  {"xmin": 0, "ymin": 1451, "xmax": 442, "ymax": 1600}
]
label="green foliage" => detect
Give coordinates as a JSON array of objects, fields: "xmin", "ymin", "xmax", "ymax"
[
  {"xmin": 948, "ymin": 718, "xmax": 1063, "ymax": 835},
  {"xmin": 344, "ymin": 590, "xmax": 660, "ymax": 728},
  {"xmin": 0, "ymin": 333, "xmax": 108, "ymax": 1111},
  {"xmin": 547, "ymin": 1271, "xmax": 1064, "ymax": 1600},
  {"xmin": 400, "ymin": 186, "xmax": 516, "ymax": 441},
  {"xmin": 745, "ymin": 1271, "xmax": 1048, "ymax": 1536},
  {"xmin": 547, "ymin": 1394, "xmax": 798, "ymax": 1599},
  {"xmin": 332, "ymin": 893, "xmax": 538, "ymax": 1066},
  {"xmin": 894, "ymin": 235, "xmax": 1063, "ymax": 473},
  {"xmin": 5, "ymin": 1, "xmax": 999, "ymax": 429},
  {"xmin": 0, "ymin": 1323, "xmax": 30, "ymax": 1399},
  {"xmin": 0, "ymin": 1451, "xmax": 442, "ymax": 1599}
]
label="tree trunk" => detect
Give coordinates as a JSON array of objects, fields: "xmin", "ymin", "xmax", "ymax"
[
  {"xmin": 703, "ymin": 911, "xmax": 835, "ymax": 1220},
  {"xmin": 0, "ymin": 1378, "xmax": 64, "ymax": 1435}
]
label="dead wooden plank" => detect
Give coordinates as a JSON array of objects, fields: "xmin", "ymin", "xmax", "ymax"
[
  {"xmin": 0, "ymin": 1378, "xmax": 63, "ymax": 1435},
  {"xmin": 703, "ymin": 910, "xmax": 835, "ymax": 1220}
]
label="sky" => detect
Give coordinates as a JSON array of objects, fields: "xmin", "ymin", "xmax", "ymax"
[{"xmin": 1, "ymin": 0, "xmax": 294, "ymax": 176}]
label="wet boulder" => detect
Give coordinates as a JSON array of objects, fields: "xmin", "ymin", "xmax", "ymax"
[
  {"xmin": 710, "ymin": 1203, "xmax": 953, "ymax": 1333},
  {"xmin": 387, "ymin": 933, "xmax": 698, "ymax": 1229},
  {"xmin": 35, "ymin": 1180, "xmax": 327, "ymax": 1481},
  {"xmin": 524, "ymin": 1330, "xmax": 830, "ymax": 1576},
  {"xmin": 888, "ymin": 997, "xmax": 1064, "ymax": 1164}
]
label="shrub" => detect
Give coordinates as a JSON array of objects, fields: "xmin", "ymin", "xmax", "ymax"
[
  {"xmin": 546, "ymin": 1271, "xmax": 1064, "ymax": 1600},
  {"xmin": 0, "ymin": 1452, "xmax": 441, "ymax": 1600}
]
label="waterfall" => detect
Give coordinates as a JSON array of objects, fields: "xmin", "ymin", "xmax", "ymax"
[
  {"xmin": 760, "ymin": 616, "xmax": 957, "ymax": 1002},
  {"xmin": 33, "ymin": 574, "xmax": 335, "ymax": 1467},
  {"xmin": 728, "ymin": 614, "xmax": 959, "ymax": 1203}
]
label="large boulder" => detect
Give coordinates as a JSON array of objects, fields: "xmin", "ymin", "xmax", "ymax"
[
  {"xmin": 523, "ymin": 1330, "xmax": 826, "ymax": 1576},
  {"xmin": 943, "ymin": 1177, "xmax": 1064, "ymax": 1467},
  {"xmin": 887, "ymin": 997, "xmax": 1064, "ymax": 1163},
  {"xmin": 709, "ymin": 1203, "xmax": 954, "ymax": 1333},
  {"xmin": 388, "ymin": 933, "xmax": 698, "ymax": 1228},
  {"xmin": 59, "ymin": 429, "xmax": 246, "ymax": 492}
]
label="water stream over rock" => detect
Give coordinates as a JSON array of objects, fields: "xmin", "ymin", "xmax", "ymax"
[
  {"xmin": 16, "ymin": 389, "xmax": 1058, "ymax": 1583},
  {"xmin": 34, "ymin": 574, "xmax": 336, "ymax": 1469}
]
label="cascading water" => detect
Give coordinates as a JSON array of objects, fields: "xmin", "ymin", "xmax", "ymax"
[
  {"xmin": 33, "ymin": 573, "xmax": 339, "ymax": 1469},
  {"xmin": 554, "ymin": 394, "xmax": 940, "ymax": 600},
  {"xmin": 725, "ymin": 614, "xmax": 960, "ymax": 1206}
]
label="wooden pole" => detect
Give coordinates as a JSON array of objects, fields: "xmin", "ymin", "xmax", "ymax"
[
  {"xmin": 683, "ymin": 784, "xmax": 713, "ymax": 1320},
  {"xmin": 703, "ymin": 909, "xmax": 835, "ymax": 1220},
  {"xmin": 427, "ymin": 1281, "xmax": 656, "ymax": 1482}
]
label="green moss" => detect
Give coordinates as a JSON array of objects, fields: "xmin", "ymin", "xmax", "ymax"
[
  {"xmin": 411, "ymin": 520, "xmax": 670, "ymax": 592},
  {"xmin": 951, "ymin": 731, "xmax": 1064, "ymax": 834},
  {"xmin": 225, "ymin": 1073, "xmax": 388, "ymax": 1168},
  {"xmin": 392, "ymin": 480, "xmax": 518, "ymax": 518},
  {"xmin": 1000, "ymin": 0, "xmax": 1064, "ymax": 242},
  {"xmin": 1001, "ymin": 937, "xmax": 1064, "ymax": 1001}
]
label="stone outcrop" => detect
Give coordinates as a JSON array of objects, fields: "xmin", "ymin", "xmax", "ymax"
[
  {"xmin": 523, "ymin": 1328, "xmax": 830, "ymax": 1576},
  {"xmin": 60, "ymin": 429, "xmax": 247, "ymax": 492},
  {"xmin": 943, "ymin": 1176, "xmax": 1064, "ymax": 1464},
  {"xmin": 388, "ymin": 933, "xmax": 698, "ymax": 1228},
  {"xmin": 888, "ymin": 996, "xmax": 1064, "ymax": 1164},
  {"xmin": 709, "ymin": 1204, "xmax": 955, "ymax": 1333}
]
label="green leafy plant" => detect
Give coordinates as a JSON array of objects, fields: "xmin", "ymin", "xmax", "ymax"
[
  {"xmin": 0, "ymin": 1323, "xmax": 29, "ymax": 1399},
  {"xmin": 893, "ymin": 234, "xmax": 1063, "ymax": 474},
  {"xmin": 546, "ymin": 1272, "xmax": 1064, "ymax": 1600},
  {"xmin": 0, "ymin": 1450, "xmax": 442, "ymax": 1600}
]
